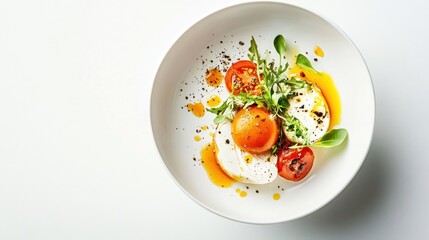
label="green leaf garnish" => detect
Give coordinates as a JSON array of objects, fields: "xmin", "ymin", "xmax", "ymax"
[
  {"xmin": 296, "ymin": 54, "xmax": 321, "ymax": 76},
  {"xmin": 248, "ymin": 36, "xmax": 261, "ymax": 65},
  {"xmin": 208, "ymin": 35, "xmax": 310, "ymax": 138},
  {"xmin": 310, "ymin": 128, "xmax": 348, "ymax": 148},
  {"xmin": 207, "ymin": 35, "xmax": 347, "ymax": 153},
  {"xmin": 296, "ymin": 54, "xmax": 313, "ymax": 69},
  {"xmin": 283, "ymin": 115, "xmax": 310, "ymax": 145},
  {"xmin": 274, "ymin": 35, "xmax": 287, "ymax": 59}
]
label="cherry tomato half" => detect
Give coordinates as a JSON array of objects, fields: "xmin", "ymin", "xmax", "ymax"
[
  {"xmin": 225, "ymin": 60, "xmax": 261, "ymax": 95},
  {"xmin": 277, "ymin": 146, "xmax": 314, "ymax": 182}
]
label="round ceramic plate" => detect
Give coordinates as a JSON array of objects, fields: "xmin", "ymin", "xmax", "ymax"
[{"xmin": 150, "ymin": 2, "xmax": 374, "ymax": 224}]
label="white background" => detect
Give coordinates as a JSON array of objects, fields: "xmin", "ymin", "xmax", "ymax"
[{"xmin": 1, "ymin": 0, "xmax": 428, "ymax": 239}]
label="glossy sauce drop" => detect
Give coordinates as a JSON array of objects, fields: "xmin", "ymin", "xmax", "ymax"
[
  {"xmin": 194, "ymin": 135, "xmax": 201, "ymax": 142},
  {"xmin": 205, "ymin": 68, "xmax": 223, "ymax": 87},
  {"xmin": 289, "ymin": 65, "xmax": 341, "ymax": 129},
  {"xmin": 236, "ymin": 188, "xmax": 248, "ymax": 198},
  {"xmin": 314, "ymin": 46, "xmax": 324, "ymax": 57},
  {"xmin": 201, "ymin": 142, "xmax": 235, "ymax": 188},
  {"xmin": 273, "ymin": 193, "xmax": 281, "ymax": 200},
  {"xmin": 206, "ymin": 95, "xmax": 222, "ymax": 108},
  {"xmin": 187, "ymin": 102, "xmax": 205, "ymax": 118}
]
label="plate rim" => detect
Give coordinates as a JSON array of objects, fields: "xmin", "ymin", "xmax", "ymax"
[{"xmin": 149, "ymin": 0, "xmax": 376, "ymax": 224}]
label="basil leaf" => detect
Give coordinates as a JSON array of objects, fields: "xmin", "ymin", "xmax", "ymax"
[
  {"xmin": 296, "ymin": 54, "xmax": 313, "ymax": 69},
  {"xmin": 274, "ymin": 35, "xmax": 287, "ymax": 58},
  {"xmin": 311, "ymin": 128, "xmax": 348, "ymax": 148}
]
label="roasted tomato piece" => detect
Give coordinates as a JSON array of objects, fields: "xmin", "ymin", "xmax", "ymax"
[
  {"xmin": 225, "ymin": 60, "xmax": 261, "ymax": 95},
  {"xmin": 277, "ymin": 146, "xmax": 314, "ymax": 182}
]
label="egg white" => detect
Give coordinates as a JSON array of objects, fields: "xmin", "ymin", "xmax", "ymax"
[
  {"xmin": 283, "ymin": 84, "xmax": 330, "ymax": 144},
  {"xmin": 214, "ymin": 122, "xmax": 278, "ymax": 184}
]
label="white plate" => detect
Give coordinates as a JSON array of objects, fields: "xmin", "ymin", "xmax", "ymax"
[{"xmin": 150, "ymin": 2, "xmax": 374, "ymax": 224}]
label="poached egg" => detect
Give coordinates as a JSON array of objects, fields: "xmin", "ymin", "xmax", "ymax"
[
  {"xmin": 283, "ymin": 84, "xmax": 330, "ymax": 144},
  {"xmin": 214, "ymin": 122, "xmax": 278, "ymax": 184}
]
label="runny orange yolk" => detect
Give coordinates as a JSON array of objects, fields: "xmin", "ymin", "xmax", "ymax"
[
  {"xmin": 231, "ymin": 106, "xmax": 279, "ymax": 154},
  {"xmin": 200, "ymin": 142, "xmax": 235, "ymax": 188}
]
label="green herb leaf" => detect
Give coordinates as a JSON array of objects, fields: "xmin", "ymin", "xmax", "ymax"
[
  {"xmin": 206, "ymin": 99, "xmax": 229, "ymax": 115},
  {"xmin": 286, "ymin": 77, "xmax": 306, "ymax": 89},
  {"xmin": 248, "ymin": 36, "xmax": 260, "ymax": 63},
  {"xmin": 311, "ymin": 128, "xmax": 348, "ymax": 148},
  {"xmin": 213, "ymin": 115, "xmax": 228, "ymax": 124},
  {"xmin": 278, "ymin": 95, "xmax": 289, "ymax": 109},
  {"xmin": 296, "ymin": 54, "xmax": 313, "ymax": 69},
  {"xmin": 282, "ymin": 114, "xmax": 310, "ymax": 145},
  {"xmin": 274, "ymin": 35, "xmax": 287, "ymax": 58},
  {"xmin": 271, "ymin": 92, "xmax": 283, "ymax": 105}
]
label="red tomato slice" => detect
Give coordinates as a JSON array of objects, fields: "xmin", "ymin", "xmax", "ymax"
[
  {"xmin": 225, "ymin": 60, "xmax": 260, "ymax": 95},
  {"xmin": 277, "ymin": 146, "xmax": 314, "ymax": 182}
]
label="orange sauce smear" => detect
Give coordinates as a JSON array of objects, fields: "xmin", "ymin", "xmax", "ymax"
[
  {"xmin": 187, "ymin": 102, "xmax": 205, "ymax": 118},
  {"xmin": 206, "ymin": 95, "xmax": 222, "ymax": 108},
  {"xmin": 205, "ymin": 68, "xmax": 223, "ymax": 87},
  {"xmin": 289, "ymin": 65, "xmax": 341, "ymax": 129},
  {"xmin": 200, "ymin": 142, "xmax": 235, "ymax": 188}
]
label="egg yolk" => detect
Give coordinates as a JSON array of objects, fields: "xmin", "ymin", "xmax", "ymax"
[{"xmin": 231, "ymin": 106, "xmax": 279, "ymax": 154}]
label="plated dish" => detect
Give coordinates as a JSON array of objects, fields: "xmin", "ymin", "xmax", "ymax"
[
  {"xmin": 151, "ymin": 2, "xmax": 374, "ymax": 223},
  {"xmin": 203, "ymin": 35, "xmax": 347, "ymax": 186}
]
